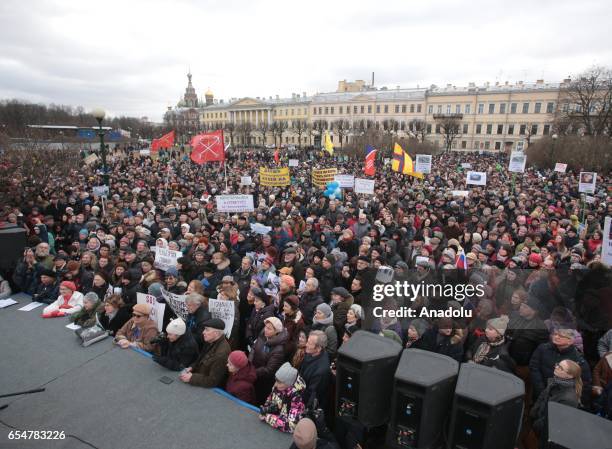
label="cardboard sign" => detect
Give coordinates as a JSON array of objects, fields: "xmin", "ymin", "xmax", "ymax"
[
  {"xmin": 466, "ymin": 171, "xmax": 487, "ymax": 186},
  {"xmin": 259, "ymin": 167, "xmax": 291, "ymax": 186},
  {"xmin": 312, "ymin": 168, "xmax": 338, "ymax": 187},
  {"xmin": 139, "ymin": 149, "xmax": 151, "ymax": 156},
  {"xmin": 334, "ymin": 174, "xmax": 355, "ymax": 188},
  {"xmin": 215, "ymin": 195, "xmax": 254, "ymax": 213},
  {"xmin": 508, "ymin": 152, "xmax": 527, "ymax": 173},
  {"xmin": 585, "ymin": 195, "xmax": 596, "ymax": 204},
  {"xmin": 84, "ymin": 153, "xmax": 98, "ymax": 165},
  {"xmin": 209, "ymin": 298, "xmax": 235, "ymax": 338},
  {"xmin": 288, "ymin": 159, "xmax": 299, "ymax": 167},
  {"xmin": 451, "ymin": 190, "xmax": 469, "ymax": 197},
  {"xmin": 461, "ymin": 163, "xmax": 472, "ymax": 169},
  {"xmin": 154, "ymin": 247, "xmax": 182, "ymax": 271},
  {"xmin": 603, "ymin": 216, "xmax": 612, "ymax": 267},
  {"xmin": 354, "ymin": 178, "xmax": 375, "ymax": 195},
  {"xmin": 240, "ymin": 176, "xmax": 252, "ymax": 186},
  {"xmin": 137, "ymin": 293, "xmax": 166, "ymax": 332},
  {"xmin": 92, "ymin": 185, "xmax": 109, "ymax": 198},
  {"xmin": 578, "ymin": 172, "xmax": 597, "ymax": 194},
  {"xmin": 415, "ymin": 154, "xmax": 432, "ymax": 174},
  {"xmin": 554, "ymin": 163, "xmax": 567, "ymax": 173}
]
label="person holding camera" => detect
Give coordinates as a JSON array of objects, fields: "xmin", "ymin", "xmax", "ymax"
[{"xmin": 152, "ymin": 318, "xmax": 199, "ymax": 371}]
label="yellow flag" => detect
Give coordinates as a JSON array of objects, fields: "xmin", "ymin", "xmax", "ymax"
[
  {"xmin": 324, "ymin": 130, "xmax": 334, "ymax": 156},
  {"xmin": 392, "ymin": 143, "xmax": 423, "ymax": 178}
]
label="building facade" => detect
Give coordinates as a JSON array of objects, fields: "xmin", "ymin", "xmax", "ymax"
[{"xmin": 164, "ymin": 73, "xmax": 564, "ymax": 151}]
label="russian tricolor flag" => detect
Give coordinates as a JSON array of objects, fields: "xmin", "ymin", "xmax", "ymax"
[
  {"xmin": 456, "ymin": 250, "xmax": 468, "ymax": 271},
  {"xmin": 364, "ymin": 145, "xmax": 377, "ymax": 176}
]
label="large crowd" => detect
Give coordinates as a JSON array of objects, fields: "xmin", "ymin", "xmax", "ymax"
[{"xmin": 0, "ymin": 143, "xmax": 611, "ymax": 449}]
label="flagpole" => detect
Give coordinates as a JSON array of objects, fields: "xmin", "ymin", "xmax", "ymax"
[{"xmin": 224, "ymin": 161, "xmax": 228, "ymax": 192}]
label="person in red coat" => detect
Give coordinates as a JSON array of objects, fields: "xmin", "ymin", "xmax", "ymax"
[{"xmin": 225, "ymin": 351, "xmax": 257, "ymax": 405}]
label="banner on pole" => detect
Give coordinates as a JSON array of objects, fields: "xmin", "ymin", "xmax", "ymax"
[
  {"xmin": 137, "ymin": 293, "xmax": 166, "ymax": 332},
  {"xmin": 154, "ymin": 247, "xmax": 182, "ymax": 271},
  {"xmin": 554, "ymin": 163, "xmax": 567, "ymax": 173},
  {"xmin": 354, "ymin": 178, "xmax": 375, "ymax": 195},
  {"xmin": 578, "ymin": 172, "xmax": 597, "ymax": 193},
  {"xmin": 259, "ymin": 167, "xmax": 291, "ymax": 186},
  {"xmin": 209, "ymin": 299, "xmax": 235, "ymax": 338},
  {"xmin": 603, "ymin": 216, "xmax": 612, "ymax": 267},
  {"xmin": 312, "ymin": 168, "xmax": 338, "ymax": 187},
  {"xmin": 92, "ymin": 185, "xmax": 109, "ymax": 198},
  {"xmin": 334, "ymin": 174, "xmax": 355, "ymax": 188},
  {"xmin": 161, "ymin": 288, "xmax": 188, "ymax": 320},
  {"xmin": 215, "ymin": 195, "xmax": 254, "ymax": 213},
  {"xmin": 508, "ymin": 151, "xmax": 527, "ymax": 173},
  {"xmin": 415, "ymin": 154, "xmax": 432, "ymax": 174}
]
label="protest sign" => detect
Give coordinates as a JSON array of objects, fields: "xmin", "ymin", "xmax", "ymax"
[
  {"xmin": 288, "ymin": 159, "xmax": 299, "ymax": 167},
  {"xmin": 139, "ymin": 149, "xmax": 151, "ymax": 156},
  {"xmin": 466, "ymin": 171, "xmax": 487, "ymax": 186},
  {"xmin": 554, "ymin": 163, "xmax": 567, "ymax": 173},
  {"xmin": 84, "ymin": 153, "xmax": 98, "ymax": 165},
  {"xmin": 578, "ymin": 172, "xmax": 597, "ymax": 193},
  {"xmin": 451, "ymin": 190, "xmax": 469, "ymax": 197},
  {"xmin": 161, "ymin": 289, "xmax": 188, "ymax": 320},
  {"xmin": 259, "ymin": 167, "xmax": 290, "ymax": 186},
  {"xmin": 137, "ymin": 293, "xmax": 166, "ymax": 332},
  {"xmin": 312, "ymin": 168, "xmax": 338, "ymax": 187},
  {"xmin": 461, "ymin": 163, "xmax": 472, "ymax": 169},
  {"xmin": 354, "ymin": 178, "xmax": 375, "ymax": 195},
  {"xmin": 215, "ymin": 195, "xmax": 254, "ymax": 213},
  {"xmin": 240, "ymin": 176, "xmax": 252, "ymax": 186},
  {"xmin": 154, "ymin": 247, "xmax": 182, "ymax": 271},
  {"xmin": 415, "ymin": 154, "xmax": 432, "ymax": 174},
  {"xmin": 209, "ymin": 299, "xmax": 235, "ymax": 338},
  {"xmin": 334, "ymin": 174, "xmax": 355, "ymax": 188},
  {"xmin": 603, "ymin": 216, "xmax": 612, "ymax": 267},
  {"xmin": 92, "ymin": 185, "xmax": 109, "ymax": 198},
  {"xmin": 508, "ymin": 151, "xmax": 527, "ymax": 173}
]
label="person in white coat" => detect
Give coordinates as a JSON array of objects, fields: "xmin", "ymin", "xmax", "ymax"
[{"xmin": 42, "ymin": 281, "xmax": 84, "ymax": 317}]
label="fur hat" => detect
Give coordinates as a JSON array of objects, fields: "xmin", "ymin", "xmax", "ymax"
[
  {"xmin": 349, "ymin": 304, "xmax": 363, "ymax": 320},
  {"xmin": 166, "ymin": 318, "xmax": 186, "ymax": 336}
]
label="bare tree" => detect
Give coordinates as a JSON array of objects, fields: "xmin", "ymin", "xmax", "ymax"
[
  {"xmin": 333, "ymin": 119, "xmax": 350, "ymax": 149},
  {"xmin": 526, "ymin": 135, "xmax": 611, "ymax": 171},
  {"xmin": 271, "ymin": 120, "xmax": 288, "ymax": 147},
  {"xmin": 258, "ymin": 120, "xmax": 271, "ymax": 147},
  {"xmin": 237, "ymin": 121, "xmax": 253, "ymax": 147},
  {"xmin": 558, "ymin": 66, "xmax": 612, "ymax": 137},
  {"xmin": 408, "ymin": 119, "xmax": 427, "ymax": 143},
  {"xmin": 223, "ymin": 122, "xmax": 236, "ymax": 147},
  {"xmin": 292, "ymin": 119, "xmax": 308, "ymax": 149},
  {"xmin": 312, "ymin": 120, "xmax": 327, "ymax": 148},
  {"xmin": 436, "ymin": 116, "xmax": 462, "ymax": 152},
  {"xmin": 306, "ymin": 122, "xmax": 315, "ymax": 146}
]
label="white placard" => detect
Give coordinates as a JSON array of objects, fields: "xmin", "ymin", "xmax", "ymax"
[
  {"xmin": 466, "ymin": 171, "xmax": 487, "ymax": 186},
  {"xmin": 209, "ymin": 298, "xmax": 235, "ymax": 338},
  {"xmin": 18, "ymin": 302, "xmax": 44, "ymax": 311},
  {"xmin": 354, "ymin": 178, "xmax": 375, "ymax": 195},
  {"xmin": 461, "ymin": 163, "xmax": 472, "ymax": 169},
  {"xmin": 216, "ymin": 194, "xmax": 254, "ymax": 213},
  {"xmin": 585, "ymin": 195, "xmax": 596, "ymax": 204},
  {"xmin": 161, "ymin": 289, "xmax": 188, "ymax": 320},
  {"xmin": 554, "ymin": 163, "xmax": 567, "ymax": 173},
  {"xmin": 137, "ymin": 293, "xmax": 166, "ymax": 332},
  {"xmin": 240, "ymin": 176, "xmax": 252, "ymax": 186},
  {"xmin": 66, "ymin": 323, "xmax": 81, "ymax": 330},
  {"xmin": 383, "ymin": 158, "xmax": 391, "ymax": 165},
  {"xmin": 92, "ymin": 185, "xmax": 109, "ymax": 198},
  {"xmin": 415, "ymin": 154, "xmax": 432, "ymax": 174},
  {"xmin": 288, "ymin": 159, "xmax": 299, "ymax": 167},
  {"xmin": 603, "ymin": 216, "xmax": 612, "ymax": 267},
  {"xmin": 334, "ymin": 174, "xmax": 355, "ymax": 188},
  {"xmin": 508, "ymin": 151, "xmax": 527, "ymax": 173},
  {"xmin": 154, "ymin": 247, "xmax": 182, "ymax": 271},
  {"xmin": 0, "ymin": 298, "xmax": 18, "ymax": 308},
  {"xmin": 451, "ymin": 190, "xmax": 469, "ymax": 198},
  {"xmin": 578, "ymin": 172, "xmax": 597, "ymax": 194},
  {"xmin": 139, "ymin": 149, "xmax": 151, "ymax": 156}
]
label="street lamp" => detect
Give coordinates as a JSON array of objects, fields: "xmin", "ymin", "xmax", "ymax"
[
  {"xmin": 91, "ymin": 108, "xmax": 109, "ymax": 187},
  {"xmin": 550, "ymin": 133, "xmax": 558, "ymax": 165}
]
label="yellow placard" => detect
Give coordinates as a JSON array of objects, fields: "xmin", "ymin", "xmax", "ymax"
[
  {"xmin": 312, "ymin": 168, "xmax": 338, "ymax": 187},
  {"xmin": 259, "ymin": 167, "xmax": 291, "ymax": 186}
]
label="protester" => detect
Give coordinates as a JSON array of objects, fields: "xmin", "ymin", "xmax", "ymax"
[
  {"xmin": 259, "ymin": 362, "xmax": 306, "ymax": 433},
  {"xmin": 153, "ymin": 318, "xmax": 199, "ymax": 371},
  {"xmin": 97, "ymin": 294, "xmax": 131, "ymax": 336},
  {"xmin": 42, "ymin": 281, "xmax": 84, "ymax": 317},
  {"xmin": 70, "ymin": 292, "xmax": 101, "ymax": 328},
  {"xmin": 114, "ymin": 303, "xmax": 159, "ymax": 352},
  {"xmin": 225, "ymin": 350, "xmax": 257, "ymax": 405}
]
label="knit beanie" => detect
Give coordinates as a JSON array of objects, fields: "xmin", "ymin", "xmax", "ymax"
[
  {"xmin": 324, "ymin": 254, "xmax": 336, "ymax": 265},
  {"xmin": 349, "ymin": 304, "xmax": 363, "ymax": 320},
  {"xmin": 275, "ymin": 362, "xmax": 298, "ymax": 386},
  {"xmin": 228, "ymin": 350, "xmax": 248, "ymax": 370},
  {"xmin": 293, "ymin": 418, "xmax": 318, "ymax": 449},
  {"xmin": 280, "ymin": 274, "xmax": 295, "ymax": 289},
  {"xmin": 166, "ymin": 318, "xmax": 186, "ymax": 336},
  {"xmin": 409, "ymin": 319, "xmax": 429, "ymax": 338},
  {"xmin": 60, "ymin": 281, "xmax": 77, "ymax": 292},
  {"xmin": 264, "ymin": 317, "xmax": 283, "ymax": 333},
  {"xmin": 487, "ymin": 315, "xmax": 509, "ymax": 336},
  {"xmin": 316, "ymin": 303, "xmax": 332, "ymax": 318},
  {"xmin": 285, "ymin": 295, "xmax": 300, "ymax": 310}
]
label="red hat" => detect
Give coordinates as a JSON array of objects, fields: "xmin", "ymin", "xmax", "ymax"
[
  {"xmin": 263, "ymin": 256, "xmax": 275, "ymax": 266},
  {"xmin": 280, "ymin": 274, "xmax": 295, "ymax": 288},
  {"xmin": 228, "ymin": 350, "xmax": 248, "ymax": 370},
  {"xmin": 60, "ymin": 281, "xmax": 77, "ymax": 292},
  {"xmin": 285, "ymin": 295, "xmax": 300, "ymax": 310},
  {"xmin": 529, "ymin": 253, "xmax": 542, "ymax": 265}
]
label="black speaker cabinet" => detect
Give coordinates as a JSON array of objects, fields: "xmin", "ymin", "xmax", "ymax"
[
  {"xmin": 547, "ymin": 401, "xmax": 612, "ymax": 449},
  {"xmin": 447, "ymin": 363, "xmax": 524, "ymax": 449},
  {"xmin": 387, "ymin": 349, "xmax": 459, "ymax": 449},
  {"xmin": 336, "ymin": 330, "xmax": 402, "ymax": 428},
  {"xmin": 0, "ymin": 227, "xmax": 27, "ymax": 272}
]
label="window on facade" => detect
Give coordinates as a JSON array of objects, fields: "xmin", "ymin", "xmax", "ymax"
[
  {"xmin": 486, "ymin": 124, "xmax": 492, "ymax": 134},
  {"xmin": 519, "ymin": 124, "xmax": 526, "ymax": 135},
  {"xmin": 522, "ymin": 103, "xmax": 529, "ymax": 113},
  {"xmin": 395, "ymin": 105, "xmax": 399, "ymax": 113},
  {"xmin": 319, "ymin": 107, "xmax": 322, "ymax": 114},
  {"xmin": 375, "ymin": 122, "xmax": 380, "ymax": 130},
  {"xmin": 476, "ymin": 124, "xmax": 482, "ymax": 134},
  {"xmin": 400, "ymin": 121, "xmax": 406, "ymax": 130},
  {"xmin": 465, "ymin": 104, "xmax": 471, "ymax": 114},
  {"xmin": 437, "ymin": 105, "xmax": 442, "ymax": 113},
  {"xmin": 339, "ymin": 106, "xmax": 343, "ymax": 114},
  {"xmin": 376, "ymin": 105, "xmax": 380, "ymax": 113},
  {"xmin": 384, "ymin": 105, "xmax": 388, "ymax": 113},
  {"xmin": 402, "ymin": 105, "xmax": 407, "ymax": 113},
  {"xmin": 534, "ymin": 103, "xmax": 541, "ymax": 113},
  {"xmin": 499, "ymin": 103, "xmax": 506, "ymax": 114},
  {"xmin": 461, "ymin": 141, "xmax": 467, "ymax": 149},
  {"xmin": 495, "ymin": 141, "xmax": 501, "ymax": 150},
  {"xmin": 497, "ymin": 124, "xmax": 503, "ymax": 134},
  {"xmin": 428, "ymin": 105, "xmax": 433, "ymax": 114},
  {"xmin": 324, "ymin": 107, "xmax": 328, "ymax": 114},
  {"xmin": 478, "ymin": 103, "xmax": 484, "ymax": 114},
  {"xmin": 417, "ymin": 104, "xmax": 422, "ymax": 113},
  {"xmin": 368, "ymin": 105, "xmax": 372, "ymax": 113},
  {"xmin": 427, "ymin": 124, "xmax": 432, "ymax": 134},
  {"xmin": 409, "ymin": 104, "xmax": 413, "ymax": 113},
  {"xmin": 484, "ymin": 141, "xmax": 490, "ymax": 149},
  {"xmin": 313, "ymin": 108, "xmax": 317, "ymax": 115},
  {"xmin": 488, "ymin": 104, "xmax": 495, "ymax": 114},
  {"xmin": 543, "ymin": 124, "xmax": 550, "ymax": 135},
  {"xmin": 463, "ymin": 124, "xmax": 468, "ymax": 134},
  {"xmin": 353, "ymin": 106, "xmax": 358, "ymax": 114},
  {"xmin": 456, "ymin": 105, "xmax": 461, "ymax": 114},
  {"xmin": 435, "ymin": 124, "xmax": 441, "ymax": 134},
  {"xmin": 474, "ymin": 140, "xmax": 479, "ymax": 149},
  {"xmin": 531, "ymin": 124, "xmax": 538, "ymax": 135},
  {"xmin": 447, "ymin": 105, "xmax": 451, "ymax": 114},
  {"xmin": 510, "ymin": 103, "xmax": 517, "ymax": 114},
  {"xmin": 346, "ymin": 106, "xmax": 350, "ymax": 115},
  {"xmin": 508, "ymin": 125, "xmax": 514, "ymax": 135},
  {"xmin": 330, "ymin": 107, "xmax": 334, "ymax": 114},
  {"xmin": 546, "ymin": 102, "xmax": 554, "ymax": 113},
  {"xmin": 361, "ymin": 106, "xmax": 365, "ymax": 113}
]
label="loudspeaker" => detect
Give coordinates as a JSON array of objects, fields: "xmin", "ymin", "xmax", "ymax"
[
  {"xmin": 547, "ymin": 401, "xmax": 612, "ymax": 449},
  {"xmin": 447, "ymin": 363, "xmax": 524, "ymax": 449},
  {"xmin": 387, "ymin": 349, "xmax": 459, "ymax": 449},
  {"xmin": 0, "ymin": 227, "xmax": 27, "ymax": 272},
  {"xmin": 336, "ymin": 330, "xmax": 402, "ymax": 428}
]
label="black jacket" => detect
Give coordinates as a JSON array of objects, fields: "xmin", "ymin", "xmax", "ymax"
[
  {"xmin": 31, "ymin": 280, "xmax": 59, "ymax": 304},
  {"xmin": 97, "ymin": 306, "xmax": 131, "ymax": 337},
  {"xmin": 245, "ymin": 304, "xmax": 275, "ymax": 346},
  {"xmin": 186, "ymin": 304, "xmax": 212, "ymax": 350},
  {"xmin": 300, "ymin": 291, "xmax": 324, "ymax": 326},
  {"xmin": 419, "ymin": 327, "xmax": 464, "ymax": 362},
  {"xmin": 299, "ymin": 351, "xmax": 331, "ymax": 409},
  {"xmin": 153, "ymin": 332, "xmax": 199, "ymax": 371},
  {"xmin": 467, "ymin": 336, "xmax": 516, "ymax": 373}
]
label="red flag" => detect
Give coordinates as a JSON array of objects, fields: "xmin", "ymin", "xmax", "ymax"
[
  {"xmin": 364, "ymin": 144, "xmax": 377, "ymax": 176},
  {"xmin": 190, "ymin": 130, "xmax": 225, "ymax": 165},
  {"xmin": 151, "ymin": 130, "xmax": 175, "ymax": 152},
  {"xmin": 274, "ymin": 149, "xmax": 280, "ymax": 165}
]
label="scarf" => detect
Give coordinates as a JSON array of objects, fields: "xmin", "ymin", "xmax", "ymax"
[
  {"xmin": 473, "ymin": 336, "xmax": 505, "ymax": 364},
  {"xmin": 59, "ymin": 293, "xmax": 72, "ymax": 309},
  {"xmin": 313, "ymin": 314, "xmax": 333, "ymax": 327}
]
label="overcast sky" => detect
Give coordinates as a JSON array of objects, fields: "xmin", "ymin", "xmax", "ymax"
[{"xmin": 1, "ymin": 0, "xmax": 611, "ymax": 122}]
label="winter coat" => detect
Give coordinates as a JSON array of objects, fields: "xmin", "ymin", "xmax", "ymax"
[
  {"xmin": 299, "ymin": 291, "xmax": 324, "ymax": 326},
  {"xmin": 507, "ymin": 315, "xmax": 550, "ymax": 366},
  {"xmin": 121, "ymin": 280, "xmax": 143, "ymax": 306},
  {"xmin": 529, "ymin": 342, "xmax": 592, "ymax": 404},
  {"xmin": 319, "ymin": 269, "xmax": 341, "ymax": 302},
  {"xmin": 311, "ymin": 319, "xmax": 338, "ymax": 361},
  {"xmin": 225, "ymin": 363, "xmax": 257, "ymax": 405},
  {"xmin": 245, "ymin": 304, "xmax": 275, "ymax": 346},
  {"xmin": 530, "ymin": 378, "xmax": 580, "ymax": 440},
  {"xmin": 332, "ymin": 297, "xmax": 353, "ymax": 342},
  {"xmin": 70, "ymin": 303, "xmax": 100, "ymax": 328},
  {"xmin": 299, "ymin": 351, "xmax": 331, "ymax": 408},
  {"xmin": 12, "ymin": 260, "xmax": 37, "ymax": 293},
  {"xmin": 189, "ymin": 336, "xmax": 231, "ymax": 388},
  {"xmin": 468, "ymin": 336, "xmax": 516, "ymax": 373},
  {"xmin": 250, "ymin": 329, "xmax": 289, "ymax": 380},
  {"xmin": 593, "ymin": 353, "xmax": 612, "ymax": 389},
  {"xmin": 186, "ymin": 304, "xmax": 212, "ymax": 350},
  {"xmin": 31, "ymin": 280, "xmax": 59, "ymax": 305},
  {"xmin": 419, "ymin": 327, "xmax": 464, "ymax": 362},
  {"xmin": 97, "ymin": 306, "xmax": 131, "ymax": 336},
  {"xmin": 42, "ymin": 292, "xmax": 84, "ymax": 315},
  {"xmin": 115, "ymin": 317, "xmax": 159, "ymax": 353},
  {"xmin": 283, "ymin": 311, "xmax": 305, "ymax": 353},
  {"xmin": 153, "ymin": 331, "xmax": 199, "ymax": 371},
  {"xmin": 260, "ymin": 375, "xmax": 306, "ymax": 433},
  {"xmin": 598, "ymin": 330, "xmax": 612, "ymax": 358}
]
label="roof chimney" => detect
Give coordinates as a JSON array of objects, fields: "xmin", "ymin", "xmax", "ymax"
[
  {"xmin": 276, "ymin": 95, "xmax": 279, "ymax": 100},
  {"xmin": 446, "ymin": 83, "xmax": 452, "ymax": 88},
  {"xmin": 505, "ymin": 81, "xmax": 509, "ymax": 86}
]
